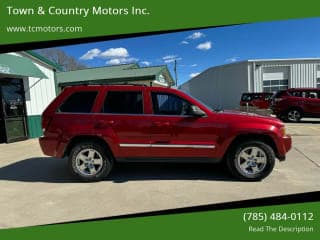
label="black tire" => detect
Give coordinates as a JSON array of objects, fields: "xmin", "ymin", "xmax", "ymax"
[
  {"xmin": 276, "ymin": 113, "xmax": 288, "ymax": 122},
  {"xmin": 68, "ymin": 141, "xmax": 113, "ymax": 182},
  {"xmin": 226, "ymin": 141, "xmax": 275, "ymax": 181},
  {"xmin": 286, "ymin": 108, "xmax": 302, "ymax": 122},
  {"xmin": 276, "ymin": 114, "xmax": 284, "ymax": 120}
]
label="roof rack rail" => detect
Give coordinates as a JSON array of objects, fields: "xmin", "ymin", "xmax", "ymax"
[
  {"xmin": 120, "ymin": 83, "xmax": 149, "ymax": 86},
  {"xmin": 64, "ymin": 83, "xmax": 149, "ymax": 87}
]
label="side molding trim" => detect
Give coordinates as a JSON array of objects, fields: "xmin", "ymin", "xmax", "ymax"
[{"xmin": 119, "ymin": 143, "xmax": 215, "ymax": 149}]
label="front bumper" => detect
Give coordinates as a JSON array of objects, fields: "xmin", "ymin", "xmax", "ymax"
[{"xmin": 277, "ymin": 135, "xmax": 292, "ymax": 161}]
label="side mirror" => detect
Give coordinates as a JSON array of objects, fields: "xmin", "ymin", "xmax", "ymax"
[{"xmin": 189, "ymin": 105, "xmax": 206, "ymax": 117}]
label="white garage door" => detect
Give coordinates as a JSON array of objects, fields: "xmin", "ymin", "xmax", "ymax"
[{"xmin": 263, "ymin": 66, "xmax": 289, "ymax": 92}]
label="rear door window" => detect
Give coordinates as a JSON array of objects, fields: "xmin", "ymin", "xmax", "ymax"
[
  {"xmin": 102, "ymin": 91, "xmax": 143, "ymax": 114},
  {"xmin": 59, "ymin": 91, "xmax": 98, "ymax": 113},
  {"xmin": 290, "ymin": 91, "xmax": 302, "ymax": 97}
]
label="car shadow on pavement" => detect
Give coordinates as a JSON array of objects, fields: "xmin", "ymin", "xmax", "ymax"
[
  {"xmin": 110, "ymin": 163, "xmax": 236, "ymax": 182},
  {"xmin": 0, "ymin": 157, "xmax": 75, "ymax": 183},
  {"xmin": 0, "ymin": 157, "xmax": 236, "ymax": 183}
]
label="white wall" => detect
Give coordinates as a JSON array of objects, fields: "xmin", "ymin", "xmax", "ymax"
[
  {"xmin": 181, "ymin": 59, "xmax": 320, "ymax": 110},
  {"xmin": 15, "ymin": 53, "xmax": 57, "ymax": 116},
  {"xmin": 251, "ymin": 60, "xmax": 320, "ymax": 90},
  {"xmin": 180, "ymin": 62, "xmax": 249, "ymax": 110}
]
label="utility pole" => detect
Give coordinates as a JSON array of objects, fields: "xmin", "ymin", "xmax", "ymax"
[{"xmin": 174, "ymin": 59, "xmax": 178, "ymax": 87}]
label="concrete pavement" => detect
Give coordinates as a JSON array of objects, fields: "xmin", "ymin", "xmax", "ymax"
[{"xmin": 0, "ymin": 121, "xmax": 319, "ymax": 228}]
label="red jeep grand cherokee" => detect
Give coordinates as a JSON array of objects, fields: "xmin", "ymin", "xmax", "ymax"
[
  {"xmin": 272, "ymin": 88, "xmax": 320, "ymax": 122},
  {"xmin": 39, "ymin": 85, "xmax": 291, "ymax": 182}
]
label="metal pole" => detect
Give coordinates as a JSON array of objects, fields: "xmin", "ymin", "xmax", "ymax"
[{"xmin": 174, "ymin": 59, "xmax": 178, "ymax": 86}]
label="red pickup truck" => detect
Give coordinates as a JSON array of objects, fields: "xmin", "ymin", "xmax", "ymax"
[{"xmin": 272, "ymin": 88, "xmax": 320, "ymax": 122}]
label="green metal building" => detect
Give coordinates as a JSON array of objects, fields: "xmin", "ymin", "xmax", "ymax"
[{"xmin": 57, "ymin": 63, "xmax": 174, "ymax": 90}]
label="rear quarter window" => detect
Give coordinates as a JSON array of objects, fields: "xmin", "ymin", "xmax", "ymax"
[{"xmin": 58, "ymin": 91, "xmax": 98, "ymax": 113}]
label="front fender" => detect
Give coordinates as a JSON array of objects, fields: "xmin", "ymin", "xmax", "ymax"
[{"xmin": 217, "ymin": 122, "xmax": 282, "ymax": 159}]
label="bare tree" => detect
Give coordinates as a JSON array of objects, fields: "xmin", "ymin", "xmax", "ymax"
[{"xmin": 36, "ymin": 48, "xmax": 86, "ymax": 71}]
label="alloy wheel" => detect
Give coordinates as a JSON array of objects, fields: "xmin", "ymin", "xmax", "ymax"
[
  {"xmin": 237, "ymin": 146, "xmax": 267, "ymax": 175},
  {"xmin": 288, "ymin": 110, "xmax": 301, "ymax": 122},
  {"xmin": 75, "ymin": 149, "xmax": 104, "ymax": 176}
]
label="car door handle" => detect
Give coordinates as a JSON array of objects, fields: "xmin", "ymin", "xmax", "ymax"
[
  {"xmin": 94, "ymin": 120, "xmax": 114, "ymax": 129},
  {"xmin": 152, "ymin": 121, "xmax": 170, "ymax": 127}
]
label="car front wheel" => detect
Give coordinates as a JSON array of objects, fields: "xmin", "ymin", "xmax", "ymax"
[
  {"xmin": 69, "ymin": 142, "xmax": 113, "ymax": 182},
  {"xmin": 226, "ymin": 141, "xmax": 275, "ymax": 181}
]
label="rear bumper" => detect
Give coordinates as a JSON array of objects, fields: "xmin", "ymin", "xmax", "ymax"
[
  {"xmin": 39, "ymin": 137, "xmax": 58, "ymax": 157},
  {"xmin": 277, "ymin": 135, "xmax": 292, "ymax": 161}
]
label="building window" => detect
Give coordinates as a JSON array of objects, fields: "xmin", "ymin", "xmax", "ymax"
[
  {"xmin": 317, "ymin": 78, "xmax": 320, "ymax": 88},
  {"xmin": 103, "ymin": 91, "xmax": 143, "ymax": 114},
  {"xmin": 263, "ymin": 79, "xmax": 288, "ymax": 92},
  {"xmin": 158, "ymin": 74, "xmax": 166, "ymax": 83}
]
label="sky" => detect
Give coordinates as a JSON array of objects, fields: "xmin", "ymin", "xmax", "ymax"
[{"xmin": 58, "ymin": 17, "xmax": 320, "ymax": 85}]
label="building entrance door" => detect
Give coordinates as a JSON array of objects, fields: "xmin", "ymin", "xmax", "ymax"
[{"xmin": 0, "ymin": 78, "xmax": 28, "ymax": 143}]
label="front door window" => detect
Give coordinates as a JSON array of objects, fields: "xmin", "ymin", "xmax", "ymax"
[{"xmin": 151, "ymin": 92, "xmax": 191, "ymax": 116}]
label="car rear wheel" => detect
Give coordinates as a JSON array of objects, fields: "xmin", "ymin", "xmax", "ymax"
[
  {"xmin": 69, "ymin": 142, "xmax": 113, "ymax": 182},
  {"xmin": 287, "ymin": 109, "xmax": 302, "ymax": 122},
  {"xmin": 226, "ymin": 141, "xmax": 275, "ymax": 181}
]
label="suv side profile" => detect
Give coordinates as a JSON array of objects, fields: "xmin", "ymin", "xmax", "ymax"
[
  {"xmin": 40, "ymin": 85, "xmax": 291, "ymax": 182},
  {"xmin": 240, "ymin": 92, "xmax": 273, "ymax": 109},
  {"xmin": 272, "ymin": 88, "xmax": 320, "ymax": 122}
]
